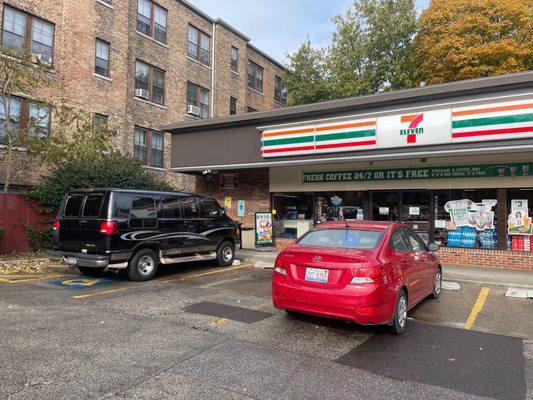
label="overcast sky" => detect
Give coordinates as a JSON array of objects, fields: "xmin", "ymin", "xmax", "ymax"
[{"xmin": 188, "ymin": 0, "xmax": 431, "ymax": 64}]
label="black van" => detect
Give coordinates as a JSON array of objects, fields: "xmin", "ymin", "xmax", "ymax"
[{"xmin": 49, "ymin": 189, "xmax": 240, "ymax": 281}]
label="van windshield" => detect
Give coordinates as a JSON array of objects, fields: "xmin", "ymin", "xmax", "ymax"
[{"xmin": 297, "ymin": 229, "xmax": 384, "ymax": 250}]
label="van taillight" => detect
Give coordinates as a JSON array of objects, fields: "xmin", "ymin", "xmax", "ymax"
[
  {"xmin": 99, "ymin": 221, "xmax": 118, "ymax": 235},
  {"xmin": 52, "ymin": 220, "xmax": 60, "ymax": 230}
]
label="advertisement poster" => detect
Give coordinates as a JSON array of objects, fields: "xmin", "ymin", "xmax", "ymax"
[
  {"xmin": 508, "ymin": 199, "xmax": 531, "ymax": 235},
  {"xmin": 444, "ymin": 199, "xmax": 474, "ymax": 228},
  {"xmin": 255, "ymin": 212, "xmax": 273, "ymax": 246},
  {"xmin": 237, "ymin": 200, "xmax": 245, "ymax": 217},
  {"xmin": 444, "ymin": 199, "xmax": 495, "ymax": 231}
]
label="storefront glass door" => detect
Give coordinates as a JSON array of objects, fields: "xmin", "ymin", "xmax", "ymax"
[{"xmin": 372, "ymin": 192, "xmax": 400, "ymax": 222}]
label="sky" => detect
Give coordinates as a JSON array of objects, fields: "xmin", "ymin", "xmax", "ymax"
[{"xmin": 188, "ymin": 0, "xmax": 431, "ymax": 64}]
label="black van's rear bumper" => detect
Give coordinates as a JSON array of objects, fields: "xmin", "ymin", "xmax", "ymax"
[{"xmin": 48, "ymin": 250, "xmax": 125, "ymax": 269}]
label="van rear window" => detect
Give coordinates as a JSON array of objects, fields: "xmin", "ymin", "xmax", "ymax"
[
  {"xmin": 82, "ymin": 194, "xmax": 104, "ymax": 218},
  {"xmin": 64, "ymin": 195, "xmax": 83, "ymax": 217}
]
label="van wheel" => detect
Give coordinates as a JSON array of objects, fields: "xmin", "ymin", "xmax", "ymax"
[
  {"xmin": 389, "ymin": 289, "xmax": 408, "ymax": 335},
  {"xmin": 78, "ymin": 266, "xmax": 105, "ymax": 277},
  {"xmin": 216, "ymin": 241, "xmax": 235, "ymax": 267},
  {"xmin": 127, "ymin": 248, "xmax": 158, "ymax": 281}
]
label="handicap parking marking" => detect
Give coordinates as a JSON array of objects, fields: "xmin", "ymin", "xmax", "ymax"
[
  {"xmin": 0, "ymin": 274, "xmax": 68, "ymax": 284},
  {"xmin": 46, "ymin": 276, "xmax": 126, "ymax": 290}
]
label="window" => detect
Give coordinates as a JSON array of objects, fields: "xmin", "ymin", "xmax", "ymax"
[
  {"xmin": 405, "ymin": 230, "xmax": 426, "ymax": 252},
  {"xmin": 135, "ymin": 60, "xmax": 165, "ymax": 105},
  {"xmin": 230, "ymin": 97, "xmax": 237, "ymax": 115},
  {"xmin": 186, "ymin": 82, "xmax": 210, "ymax": 119},
  {"xmin": 247, "ymin": 107, "xmax": 257, "ymax": 113},
  {"xmin": 64, "ymin": 195, "xmax": 83, "ymax": 217},
  {"xmin": 230, "ymin": 46, "xmax": 238, "ymax": 72},
  {"xmin": 82, "ymin": 194, "xmax": 104, "ymax": 218},
  {"xmin": 0, "ymin": 97, "xmax": 49, "ymax": 143},
  {"xmin": 134, "ymin": 127, "xmax": 147, "ymax": 164},
  {"xmin": 275, "ymin": 76, "xmax": 287, "ymax": 105},
  {"xmin": 134, "ymin": 126, "xmax": 164, "ymax": 167},
  {"xmin": 93, "ymin": 114, "xmax": 108, "ymax": 127},
  {"xmin": 162, "ymin": 197, "xmax": 180, "ymax": 218},
  {"xmin": 95, "ymin": 39, "xmax": 110, "ymax": 77},
  {"xmin": 201, "ymin": 199, "xmax": 220, "ymax": 218},
  {"xmin": 297, "ymin": 229, "xmax": 384, "ymax": 250},
  {"xmin": 137, "ymin": 0, "xmax": 167, "ymax": 44},
  {"xmin": 151, "ymin": 132, "xmax": 163, "ymax": 168},
  {"xmin": 390, "ymin": 229, "xmax": 411, "ymax": 252},
  {"xmin": 129, "ymin": 197, "xmax": 157, "ymax": 228},
  {"xmin": 180, "ymin": 197, "xmax": 199, "ymax": 218},
  {"xmin": 187, "ymin": 25, "xmax": 210, "ymax": 66},
  {"xmin": 247, "ymin": 61, "xmax": 263, "ymax": 93},
  {"xmin": 2, "ymin": 6, "xmax": 54, "ymax": 63}
]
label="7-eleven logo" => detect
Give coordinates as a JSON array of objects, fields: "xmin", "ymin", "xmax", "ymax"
[{"xmin": 400, "ymin": 113, "xmax": 424, "ymax": 144}]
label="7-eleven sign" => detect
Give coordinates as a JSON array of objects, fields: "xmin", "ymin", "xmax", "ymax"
[{"xmin": 400, "ymin": 113, "xmax": 424, "ymax": 144}]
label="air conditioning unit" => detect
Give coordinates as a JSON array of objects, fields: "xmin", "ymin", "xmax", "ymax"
[
  {"xmin": 187, "ymin": 105, "xmax": 200, "ymax": 116},
  {"xmin": 31, "ymin": 53, "xmax": 51, "ymax": 65},
  {"xmin": 135, "ymin": 88, "xmax": 149, "ymax": 99}
]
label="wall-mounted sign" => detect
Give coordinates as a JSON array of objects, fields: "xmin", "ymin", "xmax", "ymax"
[
  {"xmin": 224, "ymin": 197, "xmax": 232, "ymax": 209},
  {"xmin": 261, "ymin": 98, "xmax": 533, "ymax": 158},
  {"xmin": 302, "ymin": 162, "xmax": 533, "ymax": 183},
  {"xmin": 255, "ymin": 212, "xmax": 273, "ymax": 246},
  {"xmin": 237, "ymin": 200, "xmax": 245, "ymax": 217},
  {"xmin": 220, "ymin": 173, "xmax": 238, "ymax": 189}
]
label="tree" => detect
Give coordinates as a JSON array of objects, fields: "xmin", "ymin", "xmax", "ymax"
[
  {"xmin": 29, "ymin": 151, "xmax": 173, "ymax": 210},
  {"xmin": 412, "ymin": 0, "xmax": 533, "ymax": 85},
  {"xmin": 283, "ymin": 38, "xmax": 332, "ymax": 106},
  {"xmin": 0, "ymin": 48, "xmax": 50, "ymax": 192},
  {"xmin": 328, "ymin": 0, "xmax": 418, "ymax": 98}
]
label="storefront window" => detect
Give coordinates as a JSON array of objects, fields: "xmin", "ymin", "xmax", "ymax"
[
  {"xmin": 372, "ymin": 192, "xmax": 400, "ymax": 222},
  {"xmin": 506, "ymin": 189, "xmax": 533, "ymax": 252},
  {"xmin": 273, "ymin": 193, "xmax": 314, "ymax": 239},
  {"xmin": 316, "ymin": 191, "xmax": 364, "ymax": 222}
]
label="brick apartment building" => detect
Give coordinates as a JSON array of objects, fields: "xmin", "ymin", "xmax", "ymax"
[{"xmin": 0, "ymin": 0, "xmax": 286, "ymax": 192}]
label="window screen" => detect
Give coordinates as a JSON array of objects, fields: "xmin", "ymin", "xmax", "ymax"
[
  {"xmin": 180, "ymin": 197, "xmax": 199, "ymax": 218},
  {"xmin": 82, "ymin": 194, "xmax": 103, "ymax": 218},
  {"xmin": 64, "ymin": 195, "xmax": 83, "ymax": 217},
  {"xmin": 129, "ymin": 197, "xmax": 157, "ymax": 228},
  {"xmin": 162, "ymin": 197, "xmax": 180, "ymax": 218}
]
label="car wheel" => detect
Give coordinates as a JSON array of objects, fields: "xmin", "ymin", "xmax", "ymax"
[
  {"xmin": 127, "ymin": 248, "xmax": 158, "ymax": 282},
  {"xmin": 216, "ymin": 241, "xmax": 235, "ymax": 267},
  {"xmin": 390, "ymin": 289, "xmax": 408, "ymax": 335},
  {"xmin": 431, "ymin": 267, "xmax": 442, "ymax": 299},
  {"xmin": 78, "ymin": 266, "xmax": 105, "ymax": 277}
]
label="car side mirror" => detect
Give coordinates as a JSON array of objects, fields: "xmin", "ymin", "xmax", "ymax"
[{"xmin": 428, "ymin": 243, "xmax": 439, "ymax": 252}]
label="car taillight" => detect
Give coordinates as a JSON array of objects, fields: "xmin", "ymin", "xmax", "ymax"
[
  {"xmin": 99, "ymin": 220, "xmax": 118, "ymax": 235},
  {"xmin": 274, "ymin": 256, "xmax": 287, "ymax": 275},
  {"xmin": 52, "ymin": 220, "xmax": 60, "ymax": 230},
  {"xmin": 350, "ymin": 266, "xmax": 382, "ymax": 284}
]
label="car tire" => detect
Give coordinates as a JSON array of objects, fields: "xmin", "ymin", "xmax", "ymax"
[
  {"xmin": 285, "ymin": 310, "xmax": 298, "ymax": 317},
  {"xmin": 216, "ymin": 241, "xmax": 235, "ymax": 267},
  {"xmin": 127, "ymin": 248, "xmax": 158, "ymax": 282},
  {"xmin": 431, "ymin": 267, "xmax": 442, "ymax": 299},
  {"xmin": 78, "ymin": 266, "xmax": 105, "ymax": 277},
  {"xmin": 389, "ymin": 289, "xmax": 408, "ymax": 335}
]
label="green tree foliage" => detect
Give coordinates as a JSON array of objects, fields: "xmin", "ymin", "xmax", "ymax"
[
  {"xmin": 412, "ymin": 0, "xmax": 533, "ymax": 84},
  {"xmin": 29, "ymin": 152, "xmax": 173, "ymax": 210},
  {"xmin": 283, "ymin": 38, "xmax": 332, "ymax": 106}
]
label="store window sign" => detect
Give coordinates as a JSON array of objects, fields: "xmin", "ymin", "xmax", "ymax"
[
  {"xmin": 302, "ymin": 162, "xmax": 533, "ymax": 183},
  {"xmin": 445, "ymin": 199, "xmax": 496, "ymax": 231},
  {"xmin": 409, "ymin": 207, "xmax": 420, "ymax": 216},
  {"xmin": 379, "ymin": 207, "xmax": 389, "ymax": 216},
  {"xmin": 508, "ymin": 199, "xmax": 532, "ymax": 235}
]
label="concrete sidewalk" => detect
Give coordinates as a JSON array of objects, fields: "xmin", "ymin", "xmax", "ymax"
[{"xmin": 236, "ymin": 249, "xmax": 533, "ymax": 289}]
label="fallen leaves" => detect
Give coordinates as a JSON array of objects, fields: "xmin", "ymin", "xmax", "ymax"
[{"xmin": 0, "ymin": 259, "xmax": 50, "ymax": 275}]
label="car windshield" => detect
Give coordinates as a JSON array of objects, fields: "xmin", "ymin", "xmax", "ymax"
[{"xmin": 297, "ymin": 228, "xmax": 384, "ymax": 250}]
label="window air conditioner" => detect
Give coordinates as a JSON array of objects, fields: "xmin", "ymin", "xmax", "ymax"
[
  {"xmin": 187, "ymin": 105, "xmax": 200, "ymax": 116},
  {"xmin": 135, "ymin": 88, "xmax": 149, "ymax": 99}
]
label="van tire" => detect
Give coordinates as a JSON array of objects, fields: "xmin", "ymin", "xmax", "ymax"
[
  {"xmin": 127, "ymin": 248, "xmax": 158, "ymax": 281},
  {"xmin": 78, "ymin": 266, "xmax": 105, "ymax": 277},
  {"xmin": 216, "ymin": 241, "xmax": 235, "ymax": 267}
]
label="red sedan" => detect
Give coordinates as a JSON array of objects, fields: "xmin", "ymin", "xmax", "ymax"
[{"xmin": 272, "ymin": 221, "xmax": 442, "ymax": 334}]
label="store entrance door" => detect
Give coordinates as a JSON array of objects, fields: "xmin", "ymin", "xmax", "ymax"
[{"xmin": 372, "ymin": 192, "xmax": 400, "ymax": 222}]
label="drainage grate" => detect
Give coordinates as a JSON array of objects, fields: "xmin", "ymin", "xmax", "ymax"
[{"xmin": 183, "ymin": 301, "xmax": 271, "ymax": 323}]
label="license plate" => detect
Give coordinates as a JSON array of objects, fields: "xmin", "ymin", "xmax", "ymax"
[
  {"xmin": 305, "ymin": 267, "xmax": 329, "ymax": 283},
  {"xmin": 64, "ymin": 256, "xmax": 78, "ymax": 265}
]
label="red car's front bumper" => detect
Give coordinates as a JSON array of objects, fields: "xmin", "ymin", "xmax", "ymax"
[{"xmin": 272, "ymin": 274, "xmax": 395, "ymax": 325}]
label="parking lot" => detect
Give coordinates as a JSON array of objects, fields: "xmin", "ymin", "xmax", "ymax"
[{"xmin": 1, "ymin": 259, "xmax": 532, "ymax": 400}]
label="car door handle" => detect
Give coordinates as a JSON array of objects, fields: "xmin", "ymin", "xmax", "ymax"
[{"xmin": 79, "ymin": 219, "xmax": 88, "ymax": 224}]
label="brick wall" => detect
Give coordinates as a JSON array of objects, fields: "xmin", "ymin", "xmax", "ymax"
[
  {"xmin": 436, "ymin": 247, "xmax": 533, "ymax": 270},
  {"xmin": 195, "ymin": 168, "xmax": 270, "ymax": 229}
]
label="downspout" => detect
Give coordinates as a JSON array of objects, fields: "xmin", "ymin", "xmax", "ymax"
[{"xmin": 211, "ymin": 21, "xmax": 216, "ymax": 118}]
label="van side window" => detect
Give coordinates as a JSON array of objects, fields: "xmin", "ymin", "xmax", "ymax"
[
  {"xmin": 64, "ymin": 195, "xmax": 83, "ymax": 217},
  {"xmin": 201, "ymin": 199, "xmax": 220, "ymax": 218},
  {"xmin": 180, "ymin": 197, "xmax": 199, "ymax": 218},
  {"xmin": 82, "ymin": 194, "xmax": 104, "ymax": 218},
  {"xmin": 129, "ymin": 197, "xmax": 157, "ymax": 228},
  {"xmin": 113, "ymin": 193, "xmax": 132, "ymax": 219},
  {"xmin": 162, "ymin": 197, "xmax": 181, "ymax": 218}
]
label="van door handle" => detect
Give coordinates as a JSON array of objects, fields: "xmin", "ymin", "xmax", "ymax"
[{"xmin": 79, "ymin": 220, "xmax": 88, "ymax": 224}]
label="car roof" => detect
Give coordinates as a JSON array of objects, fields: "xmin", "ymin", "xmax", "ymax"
[
  {"xmin": 314, "ymin": 220, "xmax": 401, "ymax": 231},
  {"xmin": 66, "ymin": 188, "xmax": 206, "ymax": 198}
]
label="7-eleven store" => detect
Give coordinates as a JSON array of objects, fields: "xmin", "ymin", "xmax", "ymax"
[{"xmin": 165, "ymin": 72, "xmax": 533, "ymax": 269}]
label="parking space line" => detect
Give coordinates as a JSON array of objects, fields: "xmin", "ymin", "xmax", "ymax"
[
  {"xmin": 0, "ymin": 274, "xmax": 66, "ymax": 284},
  {"xmin": 73, "ymin": 263, "xmax": 255, "ymax": 299},
  {"xmin": 465, "ymin": 287, "xmax": 490, "ymax": 330},
  {"xmin": 250, "ymin": 301, "xmax": 272, "ymax": 311}
]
